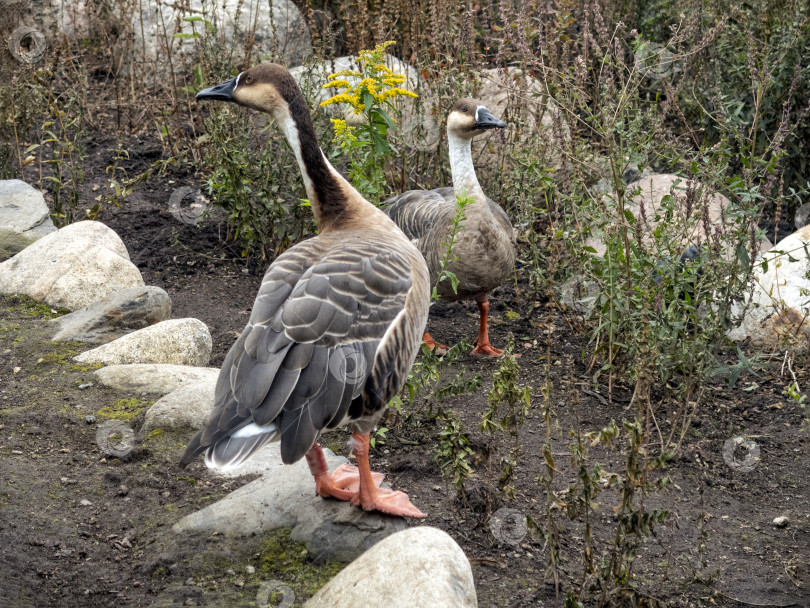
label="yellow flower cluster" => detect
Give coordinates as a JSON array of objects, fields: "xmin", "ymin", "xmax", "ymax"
[
  {"xmin": 331, "ymin": 119, "xmax": 357, "ymax": 144},
  {"xmin": 320, "ymin": 40, "xmax": 418, "ymax": 113}
]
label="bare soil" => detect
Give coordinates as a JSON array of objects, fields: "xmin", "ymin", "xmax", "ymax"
[{"xmin": 1, "ymin": 129, "xmax": 808, "ymax": 608}]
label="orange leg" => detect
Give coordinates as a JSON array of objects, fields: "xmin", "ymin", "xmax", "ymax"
[
  {"xmin": 349, "ymin": 432, "xmax": 426, "ymax": 518},
  {"xmin": 306, "ymin": 443, "xmax": 381, "ymax": 501},
  {"xmin": 471, "ymin": 296, "xmax": 504, "ymax": 357},
  {"xmin": 422, "ymin": 332, "xmax": 448, "ymax": 354},
  {"xmin": 305, "ymin": 439, "xmax": 426, "ymax": 519}
]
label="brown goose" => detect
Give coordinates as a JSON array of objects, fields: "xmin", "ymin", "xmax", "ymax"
[
  {"xmin": 180, "ymin": 64, "xmax": 430, "ymax": 518},
  {"xmin": 383, "ymin": 99, "xmax": 515, "ymax": 356}
]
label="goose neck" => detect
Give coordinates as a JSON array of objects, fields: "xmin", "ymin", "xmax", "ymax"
[
  {"xmin": 448, "ymin": 132, "xmax": 486, "ymax": 204},
  {"xmin": 274, "ymin": 96, "xmax": 355, "ymax": 231}
]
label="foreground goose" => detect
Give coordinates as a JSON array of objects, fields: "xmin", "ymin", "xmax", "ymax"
[
  {"xmin": 180, "ymin": 64, "xmax": 430, "ymax": 518},
  {"xmin": 383, "ymin": 99, "xmax": 515, "ymax": 356}
]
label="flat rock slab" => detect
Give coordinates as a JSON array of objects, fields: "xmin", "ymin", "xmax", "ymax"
[
  {"xmin": 74, "ymin": 318, "xmax": 212, "ymax": 366},
  {"xmin": 50, "ymin": 285, "xmax": 172, "ymax": 344},
  {"xmin": 141, "ymin": 379, "xmax": 216, "ymax": 433},
  {"xmin": 304, "ymin": 526, "xmax": 477, "ymax": 608},
  {"xmin": 94, "ymin": 364, "xmax": 219, "ymax": 395},
  {"xmin": 0, "ymin": 220, "xmax": 142, "ymax": 310},
  {"xmin": 173, "ymin": 444, "xmax": 408, "ymax": 564}
]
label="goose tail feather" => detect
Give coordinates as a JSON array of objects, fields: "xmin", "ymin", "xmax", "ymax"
[{"xmin": 203, "ymin": 423, "xmax": 279, "ymax": 471}]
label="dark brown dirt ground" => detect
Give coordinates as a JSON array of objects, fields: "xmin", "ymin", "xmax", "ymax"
[{"xmin": 1, "ymin": 131, "xmax": 809, "ymax": 608}]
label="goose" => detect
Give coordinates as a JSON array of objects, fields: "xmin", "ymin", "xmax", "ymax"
[
  {"xmin": 382, "ymin": 99, "xmax": 515, "ymax": 356},
  {"xmin": 180, "ymin": 64, "xmax": 430, "ymax": 519}
]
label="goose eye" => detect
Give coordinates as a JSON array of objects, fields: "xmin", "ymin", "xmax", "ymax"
[
  {"xmin": 461, "ymin": 105, "xmax": 468, "ymax": 112},
  {"xmin": 245, "ymin": 75, "xmax": 253, "ymax": 84}
]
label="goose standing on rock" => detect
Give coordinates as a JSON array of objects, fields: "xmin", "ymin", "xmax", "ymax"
[
  {"xmin": 180, "ymin": 64, "xmax": 430, "ymax": 519},
  {"xmin": 383, "ymin": 99, "xmax": 515, "ymax": 356}
]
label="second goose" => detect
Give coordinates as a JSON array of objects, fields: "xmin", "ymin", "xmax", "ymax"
[{"xmin": 383, "ymin": 99, "xmax": 515, "ymax": 356}]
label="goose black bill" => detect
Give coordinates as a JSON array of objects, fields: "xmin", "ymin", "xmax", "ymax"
[
  {"xmin": 475, "ymin": 107, "xmax": 507, "ymax": 130},
  {"xmin": 196, "ymin": 76, "xmax": 238, "ymax": 102}
]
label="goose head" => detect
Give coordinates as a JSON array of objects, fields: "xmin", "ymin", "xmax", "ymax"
[
  {"xmin": 446, "ymin": 98, "xmax": 507, "ymax": 140},
  {"xmin": 196, "ymin": 63, "xmax": 302, "ymax": 117}
]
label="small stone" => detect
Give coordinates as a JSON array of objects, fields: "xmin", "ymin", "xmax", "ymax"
[
  {"xmin": 185, "ymin": 578, "xmax": 194, "ymax": 586},
  {"xmin": 79, "ymin": 499, "xmax": 92, "ymax": 507},
  {"xmin": 245, "ymin": 566, "xmax": 255, "ymax": 575},
  {"xmin": 84, "ymin": 415, "xmax": 96, "ymax": 424},
  {"xmin": 13, "ymin": 366, "xmax": 20, "ymax": 374},
  {"xmin": 225, "ymin": 569, "xmax": 235, "ymax": 576},
  {"xmin": 773, "ymin": 516, "xmax": 789, "ymax": 528},
  {"xmin": 433, "ymin": 485, "xmax": 441, "ymax": 491},
  {"xmin": 118, "ymin": 485, "xmax": 129, "ymax": 496},
  {"xmin": 79, "ymin": 383, "xmax": 93, "ymax": 389}
]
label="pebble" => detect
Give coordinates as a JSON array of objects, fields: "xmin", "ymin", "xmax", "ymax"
[
  {"xmin": 79, "ymin": 499, "xmax": 92, "ymax": 507},
  {"xmin": 84, "ymin": 415, "xmax": 96, "ymax": 424},
  {"xmin": 79, "ymin": 383, "xmax": 93, "ymax": 389},
  {"xmin": 225, "ymin": 569, "xmax": 235, "ymax": 576},
  {"xmin": 13, "ymin": 367, "xmax": 20, "ymax": 374},
  {"xmin": 773, "ymin": 516, "xmax": 789, "ymax": 528}
]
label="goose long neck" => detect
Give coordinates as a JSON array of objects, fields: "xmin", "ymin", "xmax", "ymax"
[
  {"xmin": 274, "ymin": 95, "xmax": 355, "ymax": 231},
  {"xmin": 448, "ymin": 131, "xmax": 487, "ymax": 206}
]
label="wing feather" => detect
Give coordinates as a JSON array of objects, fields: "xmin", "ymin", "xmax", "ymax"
[{"xmin": 180, "ymin": 232, "xmax": 422, "ymax": 469}]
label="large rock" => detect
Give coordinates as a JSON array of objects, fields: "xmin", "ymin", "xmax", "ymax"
[
  {"xmin": 0, "ymin": 220, "xmax": 142, "ymax": 310},
  {"xmin": 135, "ymin": 0, "xmax": 311, "ymax": 76},
  {"xmin": 50, "ymin": 286, "xmax": 171, "ymax": 344},
  {"xmin": 74, "ymin": 319, "xmax": 212, "ymax": 366},
  {"xmin": 304, "ymin": 527, "xmax": 477, "ymax": 608},
  {"xmin": 0, "ymin": 180, "xmax": 52, "ymax": 232},
  {"xmin": 728, "ymin": 225, "xmax": 810, "ymax": 350},
  {"xmin": 0, "ymin": 180, "xmax": 57, "ymax": 260},
  {"xmin": 94, "ymin": 364, "xmax": 219, "ymax": 395},
  {"xmin": 173, "ymin": 444, "xmax": 409, "ymax": 564},
  {"xmin": 475, "ymin": 67, "xmax": 568, "ymax": 173},
  {"xmin": 141, "ymin": 379, "xmax": 216, "ymax": 433},
  {"xmin": 584, "ymin": 174, "xmax": 757, "ymax": 258}
]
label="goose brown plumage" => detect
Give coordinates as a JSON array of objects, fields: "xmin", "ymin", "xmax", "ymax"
[
  {"xmin": 383, "ymin": 99, "xmax": 515, "ymax": 356},
  {"xmin": 180, "ymin": 63, "xmax": 430, "ymax": 518}
]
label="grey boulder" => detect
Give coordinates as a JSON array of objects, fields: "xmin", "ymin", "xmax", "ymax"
[
  {"xmin": 50, "ymin": 286, "xmax": 171, "ymax": 344},
  {"xmin": 0, "ymin": 220, "xmax": 142, "ymax": 310},
  {"xmin": 304, "ymin": 526, "xmax": 477, "ymax": 608},
  {"xmin": 94, "ymin": 364, "xmax": 219, "ymax": 395},
  {"xmin": 173, "ymin": 444, "xmax": 408, "ymax": 564},
  {"xmin": 0, "ymin": 180, "xmax": 57, "ymax": 260},
  {"xmin": 74, "ymin": 319, "xmax": 212, "ymax": 366}
]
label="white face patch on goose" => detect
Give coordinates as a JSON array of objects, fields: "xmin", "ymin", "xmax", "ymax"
[
  {"xmin": 475, "ymin": 106, "xmax": 484, "ymax": 122},
  {"xmin": 235, "ymin": 72, "xmax": 242, "ymax": 88}
]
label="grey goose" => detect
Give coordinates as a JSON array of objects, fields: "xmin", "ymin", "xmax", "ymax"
[
  {"xmin": 181, "ymin": 63, "xmax": 429, "ymax": 518},
  {"xmin": 383, "ymin": 99, "xmax": 516, "ymax": 356}
]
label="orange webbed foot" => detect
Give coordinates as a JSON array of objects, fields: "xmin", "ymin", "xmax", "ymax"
[
  {"xmin": 422, "ymin": 332, "xmax": 448, "ymax": 355},
  {"xmin": 352, "ymin": 486, "xmax": 427, "ymax": 519},
  {"xmin": 314, "ymin": 463, "xmax": 383, "ymax": 501},
  {"xmin": 471, "ymin": 342, "xmax": 504, "ymax": 357}
]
